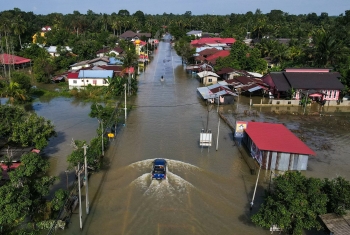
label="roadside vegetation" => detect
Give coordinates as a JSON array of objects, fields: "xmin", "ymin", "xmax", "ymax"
[{"xmin": 252, "ymin": 171, "xmax": 350, "ymax": 235}]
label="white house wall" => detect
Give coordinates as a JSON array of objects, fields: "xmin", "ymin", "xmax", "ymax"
[{"xmin": 68, "ymin": 78, "xmax": 108, "ymax": 88}]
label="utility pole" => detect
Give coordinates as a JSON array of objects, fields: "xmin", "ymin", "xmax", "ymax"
[
  {"xmin": 124, "ymin": 83, "xmax": 127, "ymax": 122},
  {"xmin": 83, "ymin": 144, "xmax": 89, "ymax": 214},
  {"xmin": 101, "ymin": 120, "xmax": 104, "ymax": 156},
  {"xmin": 250, "ymin": 165, "xmax": 261, "ymax": 210},
  {"xmin": 78, "ymin": 162, "xmax": 82, "ymax": 229},
  {"xmin": 216, "ymin": 91, "xmax": 220, "ymax": 151}
]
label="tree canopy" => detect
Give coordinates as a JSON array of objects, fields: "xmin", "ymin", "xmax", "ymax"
[
  {"xmin": 0, "ymin": 105, "xmax": 56, "ymax": 149},
  {"xmin": 252, "ymin": 171, "xmax": 350, "ymax": 235}
]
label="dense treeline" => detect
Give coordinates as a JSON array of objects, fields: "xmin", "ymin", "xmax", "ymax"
[{"xmin": 1, "ymin": 8, "xmax": 350, "ymax": 90}]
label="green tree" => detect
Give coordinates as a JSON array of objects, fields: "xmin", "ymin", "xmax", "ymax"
[
  {"xmin": 251, "ymin": 171, "xmax": 328, "ymax": 235},
  {"xmin": 0, "ymin": 81, "xmax": 28, "ymax": 103},
  {"xmin": 322, "ymin": 177, "xmax": 350, "ymax": 215},
  {"xmin": 0, "ymin": 152, "xmax": 56, "ymax": 233},
  {"xmin": 0, "ymin": 105, "xmax": 56, "ymax": 149},
  {"xmin": 11, "ymin": 71, "xmax": 32, "ymax": 92},
  {"xmin": 33, "ymin": 57, "xmax": 55, "ymax": 83}
]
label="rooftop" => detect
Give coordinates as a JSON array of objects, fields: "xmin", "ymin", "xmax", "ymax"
[{"xmin": 245, "ymin": 122, "xmax": 316, "ymax": 156}]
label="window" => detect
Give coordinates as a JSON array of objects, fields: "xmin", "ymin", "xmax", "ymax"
[
  {"xmin": 73, "ymin": 80, "xmax": 77, "ymax": 84},
  {"xmin": 288, "ymin": 101, "xmax": 291, "ymax": 104},
  {"xmin": 208, "ymin": 78, "xmax": 212, "ymax": 83},
  {"xmin": 86, "ymin": 80, "xmax": 89, "ymax": 83},
  {"xmin": 334, "ymin": 90, "xmax": 336, "ymax": 98},
  {"xmin": 93, "ymin": 80, "xmax": 97, "ymax": 85}
]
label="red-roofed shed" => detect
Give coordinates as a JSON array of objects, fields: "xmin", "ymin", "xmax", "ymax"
[
  {"xmin": 0, "ymin": 54, "xmax": 31, "ymax": 68},
  {"xmin": 243, "ymin": 122, "xmax": 315, "ymax": 171}
]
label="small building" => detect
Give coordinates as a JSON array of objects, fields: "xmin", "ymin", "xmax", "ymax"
[
  {"xmin": 0, "ymin": 54, "xmax": 31, "ymax": 69},
  {"xmin": 197, "ymin": 84, "xmax": 237, "ymax": 104},
  {"xmin": 46, "ymin": 46, "xmax": 73, "ymax": 57},
  {"xmin": 68, "ymin": 70, "xmax": 113, "ymax": 88},
  {"xmin": 96, "ymin": 47, "xmax": 123, "ymax": 58},
  {"xmin": 243, "ymin": 122, "xmax": 316, "ymax": 171},
  {"xmin": 186, "ymin": 30, "xmax": 202, "ymax": 38},
  {"xmin": 319, "ymin": 212, "xmax": 350, "ymax": 235},
  {"xmin": 119, "ymin": 30, "xmax": 151, "ymax": 41},
  {"xmin": 197, "ymin": 71, "xmax": 220, "ymax": 85}
]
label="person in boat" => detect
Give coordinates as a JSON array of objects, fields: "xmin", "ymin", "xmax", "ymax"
[{"xmin": 161, "ymin": 75, "xmax": 164, "ymax": 80}]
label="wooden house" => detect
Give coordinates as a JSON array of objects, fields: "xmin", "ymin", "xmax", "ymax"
[{"xmin": 243, "ymin": 122, "xmax": 315, "ymax": 171}]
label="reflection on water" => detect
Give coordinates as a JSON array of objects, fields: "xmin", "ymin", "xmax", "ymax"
[{"xmin": 32, "ymin": 97, "xmax": 99, "ymax": 188}]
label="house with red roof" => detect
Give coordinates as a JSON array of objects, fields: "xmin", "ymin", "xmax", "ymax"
[
  {"xmin": 190, "ymin": 37, "xmax": 236, "ymax": 48},
  {"xmin": 205, "ymin": 50, "xmax": 230, "ymax": 65},
  {"xmin": 242, "ymin": 122, "xmax": 315, "ymax": 171}
]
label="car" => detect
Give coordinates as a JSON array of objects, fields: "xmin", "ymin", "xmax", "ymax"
[{"xmin": 152, "ymin": 159, "xmax": 167, "ymax": 180}]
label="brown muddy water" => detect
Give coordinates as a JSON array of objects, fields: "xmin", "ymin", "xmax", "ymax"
[{"xmin": 37, "ymin": 40, "xmax": 350, "ymax": 235}]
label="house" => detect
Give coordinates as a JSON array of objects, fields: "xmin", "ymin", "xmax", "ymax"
[
  {"xmin": 191, "ymin": 37, "xmax": 236, "ymax": 48},
  {"xmin": 0, "ymin": 53, "xmax": 31, "ymax": 68},
  {"xmin": 242, "ymin": 122, "xmax": 316, "ymax": 171},
  {"xmin": 205, "ymin": 50, "xmax": 230, "ymax": 65},
  {"xmin": 70, "ymin": 57, "xmax": 110, "ymax": 71},
  {"xmin": 262, "ymin": 68, "xmax": 344, "ymax": 100},
  {"xmin": 119, "ymin": 30, "xmax": 151, "ymax": 41},
  {"xmin": 319, "ymin": 212, "xmax": 350, "ymax": 235},
  {"xmin": 197, "ymin": 71, "xmax": 220, "ymax": 85},
  {"xmin": 32, "ymin": 26, "xmax": 51, "ymax": 43},
  {"xmin": 186, "ymin": 30, "xmax": 202, "ymax": 38},
  {"xmin": 197, "ymin": 84, "xmax": 237, "ymax": 104},
  {"xmin": 92, "ymin": 65, "xmax": 124, "ymax": 76},
  {"xmin": 46, "ymin": 46, "xmax": 72, "ymax": 57},
  {"xmin": 68, "ymin": 70, "xmax": 113, "ymax": 88},
  {"xmin": 96, "ymin": 47, "xmax": 123, "ymax": 57}
]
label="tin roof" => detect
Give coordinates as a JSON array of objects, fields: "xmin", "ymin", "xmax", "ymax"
[
  {"xmin": 78, "ymin": 70, "xmax": 114, "ymax": 78},
  {"xmin": 245, "ymin": 122, "xmax": 316, "ymax": 156}
]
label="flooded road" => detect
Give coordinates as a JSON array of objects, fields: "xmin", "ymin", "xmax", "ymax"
[
  {"xmin": 59, "ymin": 40, "xmax": 270, "ymax": 235},
  {"xmin": 55, "ymin": 39, "xmax": 350, "ymax": 235}
]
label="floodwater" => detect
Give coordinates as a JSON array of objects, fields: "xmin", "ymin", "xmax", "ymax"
[
  {"xmin": 48, "ymin": 38, "xmax": 350, "ymax": 235},
  {"xmin": 32, "ymin": 98, "xmax": 99, "ymax": 189}
]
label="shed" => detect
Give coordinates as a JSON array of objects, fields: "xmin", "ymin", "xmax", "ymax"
[
  {"xmin": 243, "ymin": 122, "xmax": 315, "ymax": 171},
  {"xmin": 197, "ymin": 71, "xmax": 220, "ymax": 85}
]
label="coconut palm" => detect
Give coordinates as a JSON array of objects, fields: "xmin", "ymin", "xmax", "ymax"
[
  {"xmin": 1, "ymin": 81, "xmax": 28, "ymax": 103},
  {"xmin": 11, "ymin": 15, "xmax": 26, "ymax": 49}
]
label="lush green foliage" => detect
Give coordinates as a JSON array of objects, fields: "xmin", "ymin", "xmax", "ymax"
[
  {"xmin": 0, "ymin": 152, "xmax": 56, "ymax": 233},
  {"xmin": 0, "ymin": 105, "xmax": 56, "ymax": 149},
  {"xmin": 252, "ymin": 172, "xmax": 350, "ymax": 234},
  {"xmin": 174, "ymin": 38, "xmax": 196, "ymax": 64},
  {"xmin": 251, "ymin": 172, "xmax": 328, "ymax": 235},
  {"xmin": 215, "ymin": 42, "xmax": 267, "ymax": 73}
]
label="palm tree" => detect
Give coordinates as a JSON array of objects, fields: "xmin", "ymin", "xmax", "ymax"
[
  {"xmin": 11, "ymin": 15, "xmax": 26, "ymax": 49},
  {"xmin": 1, "ymin": 81, "xmax": 28, "ymax": 103},
  {"xmin": 312, "ymin": 28, "xmax": 348, "ymax": 67}
]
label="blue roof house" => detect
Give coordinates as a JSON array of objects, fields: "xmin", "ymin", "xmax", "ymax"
[{"xmin": 68, "ymin": 70, "xmax": 114, "ymax": 89}]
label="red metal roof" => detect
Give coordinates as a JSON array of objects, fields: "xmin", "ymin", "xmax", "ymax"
[
  {"xmin": 191, "ymin": 37, "xmax": 236, "ymax": 45},
  {"xmin": 245, "ymin": 122, "xmax": 316, "ymax": 156},
  {"xmin": 206, "ymin": 50, "xmax": 230, "ymax": 62},
  {"xmin": 0, "ymin": 54, "xmax": 31, "ymax": 65},
  {"xmin": 67, "ymin": 73, "xmax": 79, "ymax": 79}
]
